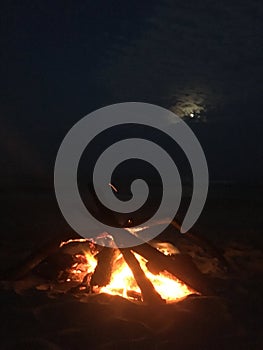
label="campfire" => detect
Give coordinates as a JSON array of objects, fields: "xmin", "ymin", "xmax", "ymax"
[
  {"xmin": 13, "ymin": 232, "xmax": 213, "ymax": 306},
  {"xmin": 5, "ymin": 216, "xmax": 214, "ymax": 305},
  {"xmin": 59, "ymin": 239, "xmax": 195, "ymax": 303},
  {"xmin": 3, "ymin": 226, "xmax": 240, "ymax": 349}
]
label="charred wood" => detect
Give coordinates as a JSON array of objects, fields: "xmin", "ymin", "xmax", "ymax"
[
  {"xmin": 120, "ymin": 248, "xmax": 165, "ymax": 304},
  {"xmin": 90, "ymin": 247, "xmax": 118, "ymax": 287},
  {"xmin": 133, "ymin": 243, "xmax": 213, "ymax": 295}
]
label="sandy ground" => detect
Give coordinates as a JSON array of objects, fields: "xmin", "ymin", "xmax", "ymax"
[{"xmin": 0, "ymin": 185, "xmax": 262, "ymax": 349}]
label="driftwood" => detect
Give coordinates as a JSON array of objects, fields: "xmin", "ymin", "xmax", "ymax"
[
  {"xmin": 132, "ymin": 243, "xmax": 213, "ymax": 295},
  {"xmin": 120, "ymin": 248, "xmax": 165, "ymax": 304},
  {"xmin": 90, "ymin": 247, "xmax": 118, "ymax": 287},
  {"xmin": 3, "ymin": 238, "xmax": 63, "ymax": 281},
  {"xmin": 2, "ymin": 230, "xmax": 83, "ymax": 281},
  {"xmin": 171, "ymin": 220, "xmax": 229, "ymax": 272}
]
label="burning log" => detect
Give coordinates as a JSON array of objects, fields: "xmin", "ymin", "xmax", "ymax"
[
  {"xmin": 120, "ymin": 248, "xmax": 165, "ymax": 304},
  {"xmin": 132, "ymin": 243, "xmax": 213, "ymax": 295},
  {"xmin": 90, "ymin": 247, "xmax": 118, "ymax": 287}
]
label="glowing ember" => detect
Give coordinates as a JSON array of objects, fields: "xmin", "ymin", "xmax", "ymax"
[{"xmin": 65, "ymin": 250, "xmax": 97, "ymax": 283}]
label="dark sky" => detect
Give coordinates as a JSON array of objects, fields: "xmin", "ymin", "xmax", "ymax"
[{"xmin": 1, "ymin": 0, "xmax": 262, "ymax": 187}]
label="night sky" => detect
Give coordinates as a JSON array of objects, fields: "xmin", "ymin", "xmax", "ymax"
[{"xmin": 1, "ymin": 0, "xmax": 262, "ymax": 187}]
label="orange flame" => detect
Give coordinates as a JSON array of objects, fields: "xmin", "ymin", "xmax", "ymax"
[
  {"xmin": 65, "ymin": 243, "xmax": 194, "ymax": 302},
  {"xmin": 100, "ymin": 252, "xmax": 193, "ymax": 302}
]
